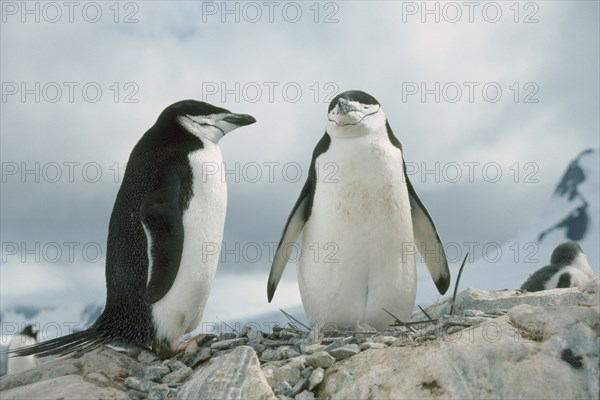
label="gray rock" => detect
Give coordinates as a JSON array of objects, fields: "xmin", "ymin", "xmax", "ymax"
[
  {"xmin": 0, "ymin": 347, "xmax": 136, "ymax": 392},
  {"xmin": 299, "ymin": 344, "xmax": 326, "ymax": 355},
  {"xmin": 85, "ymin": 372, "xmax": 110, "ymax": 385},
  {"xmin": 178, "ymin": 346, "xmax": 276, "ymax": 399},
  {"xmin": 328, "ymin": 344, "xmax": 360, "ymax": 360},
  {"xmin": 261, "ymin": 348, "xmax": 281, "ymax": 361},
  {"xmin": 125, "ymin": 376, "xmax": 154, "ymax": 392},
  {"xmin": 305, "ymin": 351, "xmax": 335, "ymax": 369},
  {"xmin": 210, "ymin": 337, "xmax": 248, "ymax": 350},
  {"xmin": 371, "ymin": 336, "xmax": 397, "ymax": 345},
  {"xmin": 163, "ymin": 366, "xmax": 192, "ymax": 384},
  {"xmin": 147, "ymin": 384, "xmax": 172, "ymax": 400},
  {"xmin": 308, "ymin": 368, "xmax": 324, "ymax": 390},
  {"xmin": 320, "ymin": 299, "xmax": 600, "ymax": 399},
  {"xmin": 169, "ymin": 361, "xmax": 187, "ymax": 371},
  {"xmin": 421, "ymin": 285, "xmax": 599, "ymax": 320},
  {"xmin": 128, "ymin": 362, "xmax": 146, "ymax": 378},
  {"xmin": 277, "ymin": 346, "xmax": 300, "ymax": 359},
  {"xmin": 241, "ymin": 326, "xmax": 264, "ymax": 344},
  {"xmin": 359, "ymin": 342, "xmax": 386, "ymax": 351},
  {"xmin": 295, "ymin": 390, "xmax": 316, "ymax": 400},
  {"xmin": 273, "ymin": 381, "xmax": 294, "ymax": 397},
  {"xmin": 0, "ymin": 374, "xmax": 126, "ymax": 399},
  {"xmin": 272, "ymin": 365, "xmax": 302, "ymax": 386},
  {"xmin": 145, "ymin": 365, "xmax": 171, "ymax": 382},
  {"xmin": 128, "ymin": 388, "xmax": 148, "ymax": 400},
  {"xmin": 138, "ymin": 350, "xmax": 160, "ymax": 365},
  {"xmin": 186, "ymin": 347, "xmax": 211, "ymax": 368}
]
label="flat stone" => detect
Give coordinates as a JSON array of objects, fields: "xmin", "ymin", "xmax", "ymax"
[
  {"xmin": 295, "ymin": 390, "xmax": 316, "ymax": 400},
  {"xmin": 261, "ymin": 348, "xmax": 281, "ymax": 361},
  {"xmin": 371, "ymin": 336, "xmax": 397, "ymax": 345},
  {"xmin": 272, "ymin": 365, "xmax": 302, "ymax": 386},
  {"xmin": 138, "ymin": 350, "xmax": 160, "ymax": 365},
  {"xmin": 186, "ymin": 347, "xmax": 212, "ymax": 368},
  {"xmin": 169, "ymin": 361, "xmax": 187, "ymax": 371},
  {"xmin": 308, "ymin": 368, "xmax": 324, "ymax": 390},
  {"xmin": 177, "ymin": 346, "xmax": 276, "ymax": 399},
  {"xmin": 319, "ymin": 301, "xmax": 600, "ymax": 399},
  {"xmin": 210, "ymin": 338, "xmax": 248, "ymax": 350},
  {"xmin": 163, "ymin": 366, "xmax": 192, "ymax": 384},
  {"xmin": 300, "ymin": 344, "xmax": 326, "ymax": 355},
  {"xmin": 147, "ymin": 384, "xmax": 171, "ymax": 400},
  {"xmin": 0, "ymin": 374, "xmax": 125, "ymax": 400},
  {"xmin": 241, "ymin": 326, "xmax": 264, "ymax": 344},
  {"xmin": 128, "ymin": 388, "xmax": 147, "ymax": 400},
  {"xmin": 305, "ymin": 351, "xmax": 335, "ymax": 369},
  {"xmin": 145, "ymin": 365, "xmax": 170, "ymax": 382},
  {"xmin": 125, "ymin": 376, "xmax": 153, "ymax": 392},
  {"xmin": 328, "ymin": 344, "xmax": 360, "ymax": 360},
  {"xmin": 360, "ymin": 342, "xmax": 386, "ymax": 351},
  {"xmin": 273, "ymin": 381, "xmax": 294, "ymax": 397}
]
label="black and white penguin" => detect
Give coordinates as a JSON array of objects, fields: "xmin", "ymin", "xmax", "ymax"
[
  {"xmin": 267, "ymin": 90, "xmax": 450, "ymax": 330},
  {"xmin": 7, "ymin": 325, "xmax": 41, "ymax": 374},
  {"xmin": 12, "ymin": 100, "xmax": 256, "ymax": 357},
  {"xmin": 521, "ymin": 242, "xmax": 596, "ymax": 291}
]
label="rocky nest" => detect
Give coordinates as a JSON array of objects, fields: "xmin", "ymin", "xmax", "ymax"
[{"xmin": 1, "ymin": 283, "xmax": 598, "ymax": 400}]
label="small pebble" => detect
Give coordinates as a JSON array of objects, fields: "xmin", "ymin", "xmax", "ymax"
[
  {"xmin": 273, "ymin": 365, "xmax": 302, "ymax": 386},
  {"xmin": 360, "ymin": 342, "xmax": 386, "ymax": 351},
  {"xmin": 128, "ymin": 362, "xmax": 146, "ymax": 378},
  {"xmin": 211, "ymin": 337, "xmax": 248, "ymax": 350},
  {"xmin": 273, "ymin": 381, "xmax": 294, "ymax": 397},
  {"xmin": 127, "ymin": 389, "xmax": 147, "ymax": 400},
  {"xmin": 163, "ymin": 366, "xmax": 193, "ymax": 384},
  {"xmin": 145, "ymin": 365, "xmax": 170, "ymax": 382},
  {"xmin": 219, "ymin": 332, "xmax": 238, "ymax": 340},
  {"xmin": 300, "ymin": 344, "xmax": 326, "ymax": 355},
  {"xmin": 241, "ymin": 326, "xmax": 264, "ymax": 344},
  {"xmin": 169, "ymin": 360, "xmax": 187, "ymax": 371},
  {"xmin": 147, "ymin": 384, "xmax": 170, "ymax": 400},
  {"xmin": 305, "ymin": 351, "xmax": 335, "ymax": 369},
  {"xmin": 372, "ymin": 336, "xmax": 397, "ymax": 345},
  {"xmin": 262, "ymin": 348, "xmax": 281, "ymax": 361},
  {"xmin": 187, "ymin": 347, "xmax": 211, "ymax": 368},
  {"xmin": 328, "ymin": 344, "xmax": 360, "ymax": 360},
  {"xmin": 138, "ymin": 350, "xmax": 160, "ymax": 365},
  {"xmin": 295, "ymin": 390, "xmax": 316, "ymax": 400},
  {"xmin": 124, "ymin": 377, "xmax": 153, "ymax": 393}
]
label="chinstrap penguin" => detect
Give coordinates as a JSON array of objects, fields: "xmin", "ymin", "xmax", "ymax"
[
  {"xmin": 7, "ymin": 325, "xmax": 41, "ymax": 374},
  {"xmin": 267, "ymin": 90, "xmax": 450, "ymax": 330},
  {"xmin": 12, "ymin": 100, "xmax": 256, "ymax": 357},
  {"xmin": 521, "ymin": 242, "xmax": 596, "ymax": 291}
]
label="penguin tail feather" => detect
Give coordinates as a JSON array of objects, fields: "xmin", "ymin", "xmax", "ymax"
[{"xmin": 8, "ymin": 328, "xmax": 105, "ymax": 358}]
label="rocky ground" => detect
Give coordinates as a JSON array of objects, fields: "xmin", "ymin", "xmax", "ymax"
[{"xmin": 1, "ymin": 282, "xmax": 598, "ymax": 400}]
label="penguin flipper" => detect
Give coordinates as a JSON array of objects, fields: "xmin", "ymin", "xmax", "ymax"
[
  {"xmin": 267, "ymin": 190, "xmax": 309, "ymax": 302},
  {"xmin": 405, "ymin": 171, "xmax": 451, "ymax": 294},
  {"xmin": 141, "ymin": 181, "xmax": 184, "ymax": 304}
]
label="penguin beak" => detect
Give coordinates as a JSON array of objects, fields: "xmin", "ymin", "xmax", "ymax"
[
  {"xmin": 222, "ymin": 113, "xmax": 257, "ymax": 127},
  {"xmin": 338, "ymin": 98, "xmax": 358, "ymax": 114}
]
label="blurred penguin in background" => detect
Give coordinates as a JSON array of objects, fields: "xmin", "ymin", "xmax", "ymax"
[{"xmin": 7, "ymin": 325, "xmax": 41, "ymax": 374}]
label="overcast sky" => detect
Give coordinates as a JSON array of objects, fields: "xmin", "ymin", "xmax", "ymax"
[{"xmin": 1, "ymin": 1, "xmax": 599, "ymax": 324}]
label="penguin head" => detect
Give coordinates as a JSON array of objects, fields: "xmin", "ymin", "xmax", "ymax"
[
  {"xmin": 550, "ymin": 242, "xmax": 583, "ymax": 267},
  {"xmin": 158, "ymin": 100, "xmax": 256, "ymax": 143},
  {"xmin": 326, "ymin": 90, "xmax": 387, "ymax": 138},
  {"xmin": 21, "ymin": 324, "xmax": 38, "ymax": 341}
]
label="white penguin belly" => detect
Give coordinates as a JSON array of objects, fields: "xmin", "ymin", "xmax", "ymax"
[
  {"xmin": 7, "ymin": 335, "xmax": 40, "ymax": 374},
  {"xmin": 298, "ymin": 137, "xmax": 415, "ymax": 330},
  {"xmin": 152, "ymin": 145, "xmax": 226, "ymax": 342}
]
